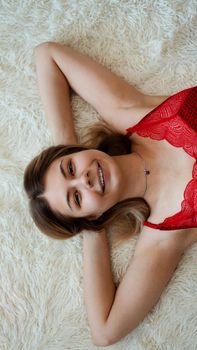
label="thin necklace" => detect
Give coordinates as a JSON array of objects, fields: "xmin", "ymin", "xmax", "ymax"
[{"xmin": 132, "ymin": 151, "xmax": 150, "ymax": 197}]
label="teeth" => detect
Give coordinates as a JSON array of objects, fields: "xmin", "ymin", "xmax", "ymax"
[
  {"xmin": 99, "ymin": 168, "xmax": 104, "ymax": 186},
  {"xmin": 98, "ymin": 164, "xmax": 105, "ymax": 190}
]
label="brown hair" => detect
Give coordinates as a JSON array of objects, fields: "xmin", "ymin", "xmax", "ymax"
[{"xmin": 24, "ymin": 121, "xmax": 151, "ymax": 243}]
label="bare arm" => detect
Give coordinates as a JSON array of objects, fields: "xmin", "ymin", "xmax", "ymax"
[
  {"xmin": 35, "ymin": 42, "xmax": 168, "ymax": 140},
  {"xmin": 34, "ymin": 44, "xmax": 78, "ymax": 145},
  {"xmin": 83, "ymin": 231, "xmax": 184, "ymax": 346},
  {"xmin": 83, "ymin": 230, "xmax": 116, "ymax": 346}
]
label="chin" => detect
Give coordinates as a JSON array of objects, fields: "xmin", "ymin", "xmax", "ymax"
[{"xmin": 89, "ymin": 215, "xmax": 100, "ymax": 220}]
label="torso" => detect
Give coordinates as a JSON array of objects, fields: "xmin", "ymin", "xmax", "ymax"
[
  {"xmin": 128, "ymin": 119, "xmax": 197, "ymax": 251},
  {"xmin": 103, "ymin": 89, "xmax": 197, "ymax": 251}
]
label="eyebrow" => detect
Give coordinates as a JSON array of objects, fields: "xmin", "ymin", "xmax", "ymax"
[{"xmin": 60, "ymin": 160, "xmax": 73, "ymax": 212}]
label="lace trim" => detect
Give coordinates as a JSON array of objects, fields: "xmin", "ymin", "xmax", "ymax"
[{"xmin": 126, "ymin": 87, "xmax": 197, "ymax": 230}]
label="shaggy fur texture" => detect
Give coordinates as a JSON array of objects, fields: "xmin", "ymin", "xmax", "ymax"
[{"xmin": 1, "ymin": 1, "xmax": 197, "ymax": 349}]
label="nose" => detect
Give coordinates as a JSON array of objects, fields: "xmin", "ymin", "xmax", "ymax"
[
  {"xmin": 70, "ymin": 167, "xmax": 102, "ymax": 193},
  {"xmin": 80, "ymin": 169, "xmax": 102, "ymax": 193},
  {"xmin": 81, "ymin": 171, "xmax": 92, "ymax": 188},
  {"xmin": 71, "ymin": 171, "xmax": 93, "ymax": 189}
]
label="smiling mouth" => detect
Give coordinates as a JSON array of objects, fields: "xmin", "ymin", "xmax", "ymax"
[{"xmin": 97, "ymin": 162, "xmax": 105, "ymax": 193}]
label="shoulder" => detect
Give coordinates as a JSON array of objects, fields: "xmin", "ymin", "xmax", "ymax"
[
  {"xmin": 102, "ymin": 94, "xmax": 169, "ymax": 135},
  {"xmin": 133, "ymin": 225, "xmax": 196, "ymax": 258}
]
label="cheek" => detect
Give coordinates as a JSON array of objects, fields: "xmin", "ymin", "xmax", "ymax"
[
  {"xmin": 84, "ymin": 194, "xmax": 101, "ymax": 211},
  {"xmin": 84, "ymin": 193, "xmax": 113, "ymax": 215},
  {"xmin": 83, "ymin": 193, "xmax": 108, "ymax": 217}
]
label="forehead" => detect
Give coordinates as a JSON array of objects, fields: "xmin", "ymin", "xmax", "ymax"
[
  {"xmin": 44, "ymin": 149, "xmax": 92, "ymax": 187},
  {"xmin": 42, "ymin": 156, "xmax": 71, "ymax": 214},
  {"xmin": 42, "ymin": 151, "xmax": 91, "ymax": 217},
  {"xmin": 43, "ymin": 148, "xmax": 110, "ymax": 217},
  {"xmin": 52, "ymin": 149, "xmax": 96, "ymax": 163}
]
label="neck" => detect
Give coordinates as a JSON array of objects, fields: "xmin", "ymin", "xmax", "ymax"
[{"xmin": 113, "ymin": 152, "xmax": 150, "ymax": 201}]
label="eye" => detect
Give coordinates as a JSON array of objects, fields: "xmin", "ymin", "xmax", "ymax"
[
  {"xmin": 74, "ymin": 191, "xmax": 81, "ymax": 207},
  {"xmin": 68, "ymin": 160, "xmax": 74, "ymax": 176}
]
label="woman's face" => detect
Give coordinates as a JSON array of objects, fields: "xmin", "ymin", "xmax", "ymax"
[{"xmin": 43, "ymin": 149, "xmax": 123, "ymax": 219}]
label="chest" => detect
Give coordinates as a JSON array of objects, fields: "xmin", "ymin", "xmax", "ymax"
[
  {"xmin": 130, "ymin": 134, "xmax": 197, "ymax": 249},
  {"xmin": 131, "ymin": 134, "xmax": 195, "ymax": 224}
]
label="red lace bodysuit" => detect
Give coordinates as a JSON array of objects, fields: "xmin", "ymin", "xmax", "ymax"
[{"xmin": 126, "ymin": 86, "xmax": 197, "ymax": 230}]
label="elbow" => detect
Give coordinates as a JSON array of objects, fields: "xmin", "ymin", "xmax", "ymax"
[
  {"xmin": 90, "ymin": 320, "xmax": 121, "ymax": 346},
  {"xmin": 92, "ymin": 326, "xmax": 132, "ymax": 346},
  {"xmin": 34, "ymin": 42, "xmax": 55, "ymax": 60},
  {"xmin": 92, "ymin": 335, "xmax": 120, "ymax": 346},
  {"xmin": 34, "ymin": 41, "xmax": 52, "ymax": 55},
  {"xmin": 92, "ymin": 338, "xmax": 117, "ymax": 347},
  {"xmin": 34, "ymin": 41, "xmax": 53, "ymax": 52},
  {"xmin": 92, "ymin": 332, "xmax": 114, "ymax": 347},
  {"xmin": 92, "ymin": 337, "xmax": 111, "ymax": 347}
]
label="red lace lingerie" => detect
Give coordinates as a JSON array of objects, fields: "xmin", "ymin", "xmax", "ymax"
[{"xmin": 126, "ymin": 86, "xmax": 197, "ymax": 230}]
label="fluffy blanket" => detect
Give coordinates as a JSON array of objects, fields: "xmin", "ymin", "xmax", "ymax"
[{"xmin": 1, "ymin": 1, "xmax": 197, "ymax": 349}]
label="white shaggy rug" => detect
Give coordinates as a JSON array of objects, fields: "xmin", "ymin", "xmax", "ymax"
[{"xmin": 1, "ymin": 1, "xmax": 197, "ymax": 349}]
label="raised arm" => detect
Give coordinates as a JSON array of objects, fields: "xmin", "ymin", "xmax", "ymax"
[
  {"xmin": 83, "ymin": 230, "xmax": 184, "ymax": 346},
  {"xmin": 35, "ymin": 42, "xmax": 167, "ymax": 140},
  {"xmin": 35, "ymin": 44, "xmax": 78, "ymax": 145}
]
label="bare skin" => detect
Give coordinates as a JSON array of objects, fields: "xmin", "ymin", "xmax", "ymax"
[
  {"xmin": 44, "ymin": 150, "xmax": 150, "ymax": 219},
  {"xmin": 34, "ymin": 42, "xmax": 196, "ymax": 346}
]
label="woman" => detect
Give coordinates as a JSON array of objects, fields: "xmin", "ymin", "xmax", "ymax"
[{"xmin": 24, "ymin": 42, "xmax": 197, "ymax": 346}]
